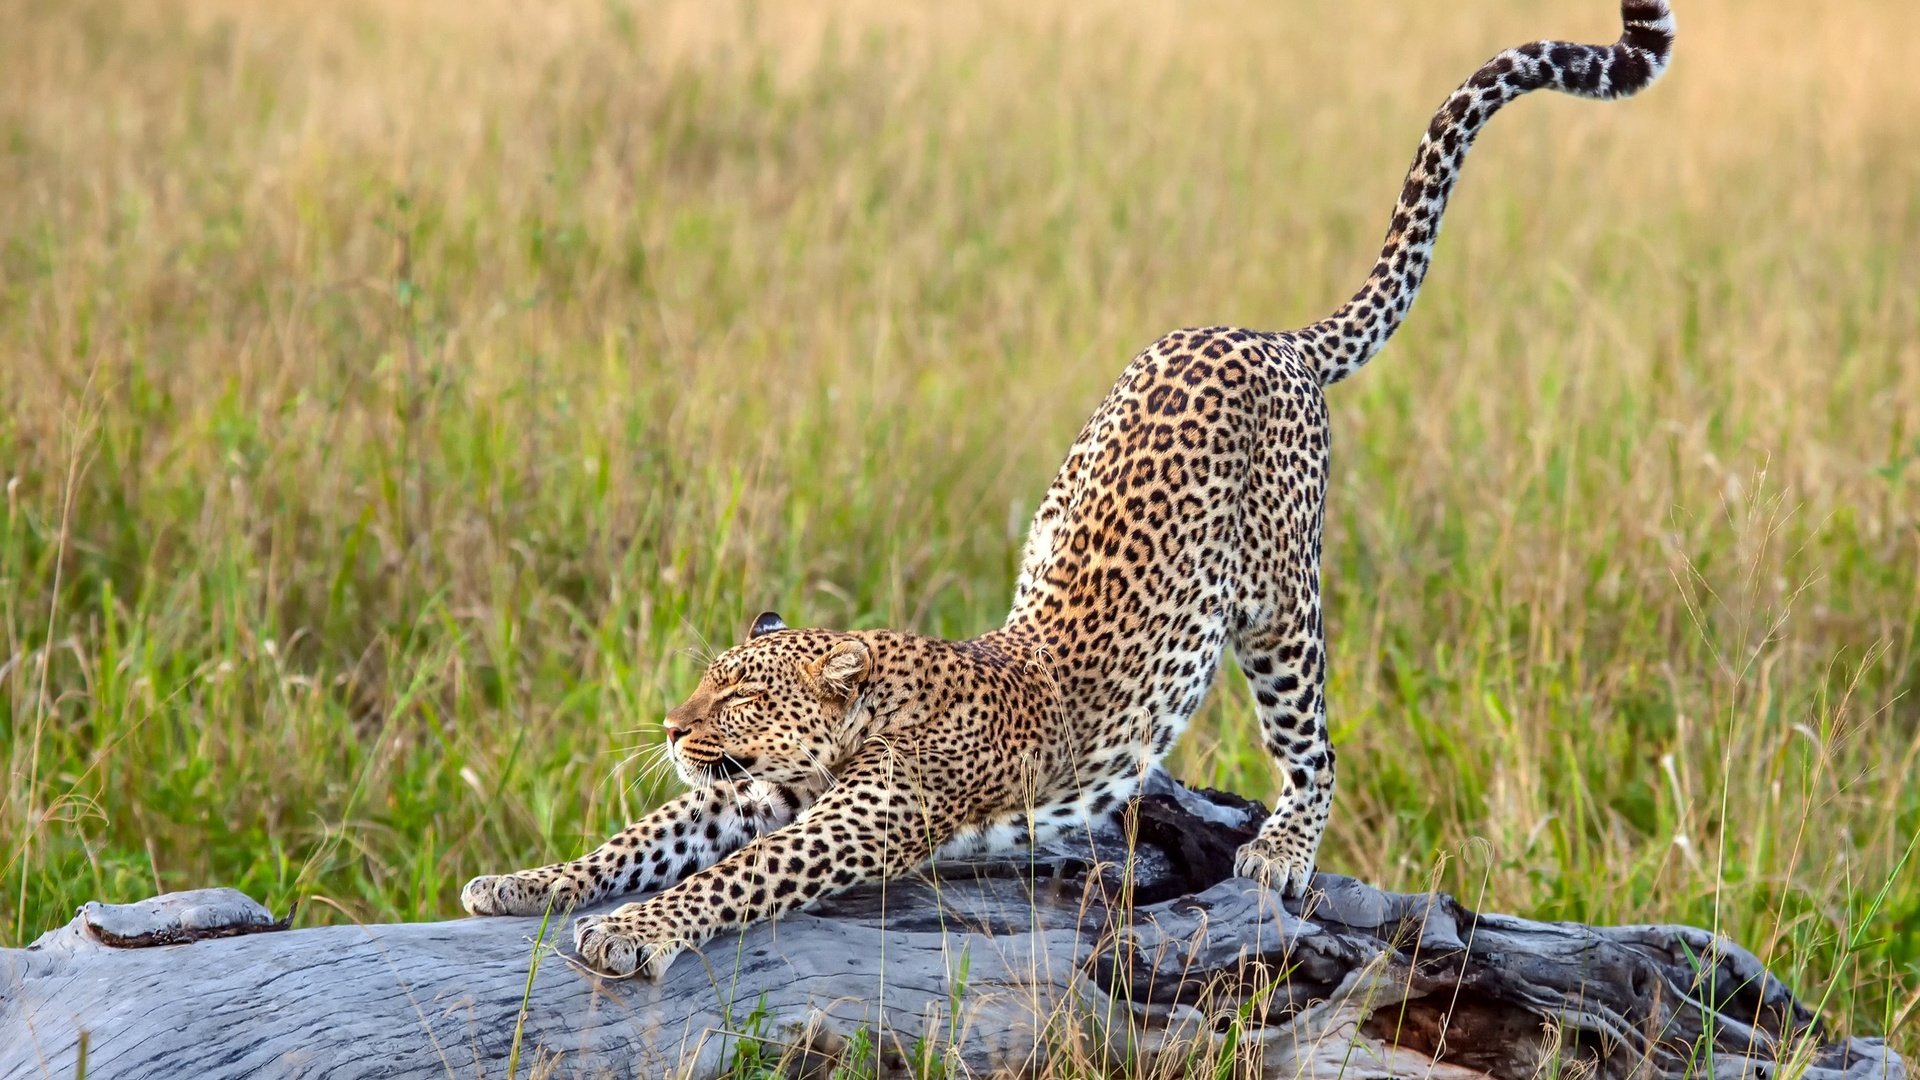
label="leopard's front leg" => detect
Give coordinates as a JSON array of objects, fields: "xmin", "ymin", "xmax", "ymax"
[
  {"xmin": 461, "ymin": 778, "xmax": 820, "ymax": 917},
  {"xmin": 571, "ymin": 768, "xmax": 955, "ymax": 979}
]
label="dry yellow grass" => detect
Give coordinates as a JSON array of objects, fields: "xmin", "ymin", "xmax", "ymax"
[{"xmin": 2, "ymin": 0, "xmax": 1916, "ymax": 1063}]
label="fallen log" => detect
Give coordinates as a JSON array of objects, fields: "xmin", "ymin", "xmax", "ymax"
[{"xmin": 0, "ymin": 774, "xmax": 1905, "ymax": 1079}]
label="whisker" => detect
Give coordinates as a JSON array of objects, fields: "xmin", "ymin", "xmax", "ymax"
[
  {"xmin": 680, "ymin": 617, "xmax": 718, "ymax": 669},
  {"xmin": 627, "ymin": 759, "xmax": 678, "ymax": 798},
  {"xmin": 796, "ymin": 744, "xmax": 842, "ymax": 790},
  {"xmin": 610, "ymin": 741, "xmax": 683, "ymax": 797},
  {"xmin": 599, "ymin": 740, "xmax": 655, "ymax": 758},
  {"xmin": 640, "ymin": 744, "xmax": 676, "ymax": 776},
  {"xmin": 721, "ymin": 754, "xmax": 768, "ymax": 791},
  {"xmin": 600, "ymin": 742, "xmax": 666, "ymax": 790}
]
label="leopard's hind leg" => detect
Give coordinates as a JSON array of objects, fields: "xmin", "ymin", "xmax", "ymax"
[
  {"xmin": 1229, "ymin": 352, "xmax": 1335, "ymax": 897},
  {"xmin": 1229, "ymin": 591, "xmax": 1334, "ymax": 897}
]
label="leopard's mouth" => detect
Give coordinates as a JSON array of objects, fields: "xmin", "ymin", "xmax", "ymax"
[{"xmin": 699, "ymin": 754, "xmax": 757, "ymax": 784}]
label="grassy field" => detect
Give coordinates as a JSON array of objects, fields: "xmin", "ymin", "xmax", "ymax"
[{"xmin": 3, "ymin": 0, "xmax": 1917, "ymax": 1064}]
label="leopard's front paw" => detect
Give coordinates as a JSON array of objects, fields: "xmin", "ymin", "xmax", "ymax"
[
  {"xmin": 460, "ymin": 873, "xmax": 583, "ymax": 917},
  {"xmin": 1233, "ymin": 832, "xmax": 1317, "ymax": 899},
  {"xmin": 572, "ymin": 904, "xmax": 686, "ymax": 981}
]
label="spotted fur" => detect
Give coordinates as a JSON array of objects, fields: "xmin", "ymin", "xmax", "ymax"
[{"xmin": 462, "ymin": 1, "xmax": 1673, "ymax": 979}]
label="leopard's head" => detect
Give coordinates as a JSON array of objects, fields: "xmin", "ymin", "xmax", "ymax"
[{"xmin": 660, "ymin": 611, "xmax": 874, "ymax": 790}]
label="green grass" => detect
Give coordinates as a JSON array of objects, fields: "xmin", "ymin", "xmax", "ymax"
[{"xmin": 2, "ymin": 0, "xmax": 1916, "ymax": 1061}]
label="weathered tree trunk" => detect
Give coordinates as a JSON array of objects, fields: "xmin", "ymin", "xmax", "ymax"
[{"xmin": 1, "ymin": 774, "xmax": 1905, "ymax": 1079}]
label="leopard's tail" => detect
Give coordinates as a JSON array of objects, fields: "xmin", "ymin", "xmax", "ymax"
[{"xmin": 1289, "ymin": 0, "xmax": 1673, "ymax": 387}]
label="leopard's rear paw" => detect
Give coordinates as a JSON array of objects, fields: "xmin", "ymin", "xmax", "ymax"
[
  {"xmin": 1232, "ymin": 835, "xmax": 1316, "ymax": 899},
  {"xmin": 460, "ymin": 873, "xmax": 582, "ymax": 917}
]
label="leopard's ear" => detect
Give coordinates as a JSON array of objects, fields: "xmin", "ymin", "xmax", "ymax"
[
  {"xmin": 748, "ymin": 611, "xmax": 788, "ymax": 640},
  {"xmin": 805, "ymin": 639, "xmax": 871, "ymax": 701}
]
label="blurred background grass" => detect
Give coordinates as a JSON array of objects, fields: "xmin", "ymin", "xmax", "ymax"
[{"xmin": 2, "ymin": 0, "xmax": 1916, "ymax": 1051}]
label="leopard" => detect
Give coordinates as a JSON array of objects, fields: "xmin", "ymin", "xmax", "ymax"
[{"xmin": 461, "ymin": 0, "xmax": 1675, "ymax": 980}]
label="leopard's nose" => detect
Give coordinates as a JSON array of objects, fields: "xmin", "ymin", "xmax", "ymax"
[{"xmin": 662, "ymin": 718, "xmax": 687, "ymax": 745}]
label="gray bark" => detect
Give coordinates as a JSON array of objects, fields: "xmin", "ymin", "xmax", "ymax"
[{"xmin": 0, "ymin": 774, "xmax": 1905, "ymax": 1080}]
